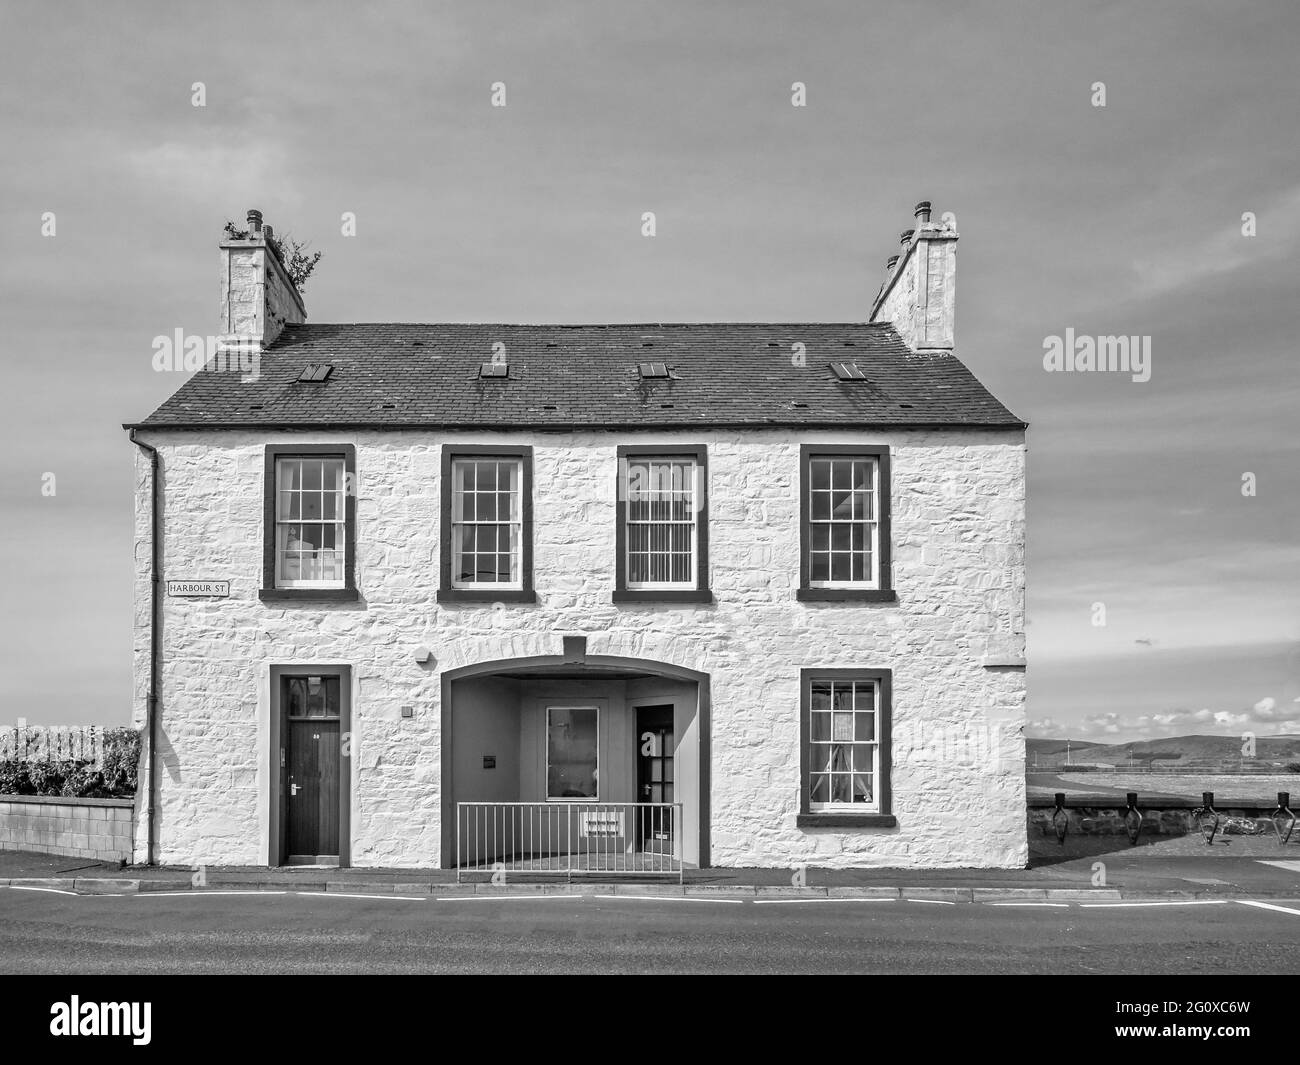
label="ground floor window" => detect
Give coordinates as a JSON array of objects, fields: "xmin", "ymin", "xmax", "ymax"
[
  {"xmin": 547, "ymin": 706, "xmax": 598, "ymax": 799},
  {"xmin": 800, "ymin": 668, "xmax": 892, "ymax": 821}
]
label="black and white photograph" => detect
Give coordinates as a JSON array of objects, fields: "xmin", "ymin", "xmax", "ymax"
[{"xmin": 1, "ymin": 0, "xmax": 1297, "ymax": 1043}]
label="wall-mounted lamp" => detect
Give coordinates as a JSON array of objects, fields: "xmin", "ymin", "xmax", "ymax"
[{"xmin": 414, "ymin": 646, "xmax": 432, "ymax": 664}]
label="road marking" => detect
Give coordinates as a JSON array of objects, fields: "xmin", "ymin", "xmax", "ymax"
[
  {"xmin": 986, "ymin": 902, "xmax": 1069, "ymax": 908},
  {"xmin": 904, "ymin": 898, "xmax": 956, "ymax": 905},
  {"xmin": 751, "ymin": 897, "xmax": 895, "ymax": 905},
  {"xmin": 436, "ymin": 894, "xmax": 585, "ymax": 902},
  {"xmin": 1237, "ymin": 900, "xmax": 1300, "ymax": 917},
  {"xmin": 3, "ymin": 885, "xmax": 78, "ymax": 896},
  {"xmin": 133, "ymin": 890, "xmax": 289, "ymax": 897},
  {"xmin": 1080, "ymin": 900, "xmax": 1229, "ymax": 908},
  {"xmin": 595, "ymin": 894, "xmax": 745, "ymax": 905},
  {"xmin": 1256, "ymin": 860, "xmax": 1300, "ymax": 873},
  {"xmin": 306, "ymin": 892, "xmax": 425, "ymax": 901}
]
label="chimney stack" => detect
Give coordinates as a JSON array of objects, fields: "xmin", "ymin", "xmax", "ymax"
[
  {"xmin": 219, "ymin": 208, "xmax": 305, "ymax": 352},
  {"xmin": 870, "ymin": 199, "xmax": 957, "ymax": 353}
]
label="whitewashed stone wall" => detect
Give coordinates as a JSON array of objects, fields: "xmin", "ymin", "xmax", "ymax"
[{"xmin": 132, "ymin": 427, "xmax": 1026, "ymax": 869}]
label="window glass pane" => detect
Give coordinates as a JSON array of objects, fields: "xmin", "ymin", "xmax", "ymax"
[
  {"xmin": 809, "ymin": 774, "xmax": 829, "ymax": 803},
  {"xmin": 852, "ymin": 774, "xmax": 873, "ymax": 803},
  {"xmin": 303, "ymin": 461, "xmax": 322, "ymax": 491},
  {"xmin": 830, "ymin": 554, "xmax": 851, "ymax": 581},
  {"xmin": 810, "ymin": 492, "xmax": 831, "ymax": 521},
  {"xmin": 811, "ymin": 460, "xmax": 831, "ymax": 491},
  {"xmin": 547, "ymin": 708, "xmax": 598, "ymax": 799},
  {"xmin": 810, "ymin": 684, "xmax": 831, "ymax": 713},
  {"xmin": 831, "ymin": 775, "xmax": 851, "ymax": 803}
]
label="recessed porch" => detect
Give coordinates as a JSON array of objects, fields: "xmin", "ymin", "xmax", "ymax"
[{"xmin": 440, "ymin": 655, "xmax": 708, "ymax": 875}]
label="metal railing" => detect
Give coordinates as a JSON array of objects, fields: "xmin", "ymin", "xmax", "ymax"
[{"xmin": 455, "ymin": 801, "xmax": 684, "ymax": 883}]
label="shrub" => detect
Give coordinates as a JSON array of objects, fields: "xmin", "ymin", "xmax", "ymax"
[
  {"xmin": 0, "ymin": 759, "xmax": 30, "ymax": 795},
  {"xmin": 61, "ymin": 762, "xmax": 107, "ymax": 798},
  {"xmin": 1287, "ymin": 762, "xmax": 1300, "ymax": 774},
  {"xmin": 26, "ymin": 758, "xmax": 73, "ymax": 795},
  {"xmin": 100, "ymin": 727, "xmax": 141, "ymax": 797}
]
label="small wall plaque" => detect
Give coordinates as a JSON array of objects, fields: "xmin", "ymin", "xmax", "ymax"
[
  {"xmin": 483, "ymin": 755, "xmax": 496, "ymax": 769},
  {"xmin": 166, "ymin": 580, "xmax": 230, "ymax": 597}
]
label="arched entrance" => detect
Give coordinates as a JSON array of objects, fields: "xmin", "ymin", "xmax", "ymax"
[{"xmin": 439, "ymin": 651, "xmax": 711, "ymax": 870}]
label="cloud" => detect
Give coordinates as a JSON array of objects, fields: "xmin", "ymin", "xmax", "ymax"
[
  {"xmin": 1130, "ymin": 184, "xmax": 1300, "ymax": 299},
  {"xmin": 1028, "ymin": 697, "xmax": 1298, "ymax": 740},
  {"xmin": 123, "ymin": 138, "xmax": 298, "ymax": 209}
]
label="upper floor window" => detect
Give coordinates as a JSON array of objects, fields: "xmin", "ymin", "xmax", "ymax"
[
  {"xmin": 798, "ymin": 444, "xmax": 894, "ymax": 602},
  {"xmin": 614, "ymin": 445, "xmax": 711, "ymax": 604},
  {"xmin": 261, "ymin": 445, "xmax": 357, "ymax": 601},
  {"xmin": 439, "ymin": 445, "xmax": 535, "ymax": 603}
]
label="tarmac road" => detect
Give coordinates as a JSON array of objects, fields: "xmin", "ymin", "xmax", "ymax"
[{"xmin": 2, "ymin": 887, "xmax": 1298, "ymax": 975}]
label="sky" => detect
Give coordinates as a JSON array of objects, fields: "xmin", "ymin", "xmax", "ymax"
[{"xmin": 1, "ymin": 0, "xmax": 1297, "ymax": 740}]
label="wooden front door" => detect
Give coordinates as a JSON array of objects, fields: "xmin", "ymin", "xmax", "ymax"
[
  {"xmin": 284, "ymin": 676, "xmax": 341, "ymax": 861},
  {"xmin": 636, "ymin": 705, "xmax": 674, "ymax": 854}
]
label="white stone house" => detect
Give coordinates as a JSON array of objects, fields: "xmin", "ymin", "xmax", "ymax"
[{"xmin": 125, "ymin": 204, "xmax": 1027, "ymax": 871}]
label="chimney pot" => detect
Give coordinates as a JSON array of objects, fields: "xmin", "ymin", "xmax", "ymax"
[
  {"xmin": 246, "ymin": 209, "xmax": 263, "ymax": 233},
  {"xmin": 886, "ymin": 254, "xmax": 899, "ymax": 271},
  {"xmin": 914, "ymin": 201, "xmax": 932, "ymax": 224},
  {"xmin": 899, "ymin": 229, "xmax": 914, "ymax": 247},
  {"xmin": 263, "ymin": 224, "xmax": 274, "ymax": 244}
]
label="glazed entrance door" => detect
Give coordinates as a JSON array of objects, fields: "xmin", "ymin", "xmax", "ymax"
[{"xmin": 635, "ymin": 705, "xmax": 674, "ymax": 855}]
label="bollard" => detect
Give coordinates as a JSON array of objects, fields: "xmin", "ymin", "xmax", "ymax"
[
  {"xmin": 1051, "ymin": 792, "xmax": 1069, "ymax": 844},
  {"xmin": 1123, "ymin": 792, "xmax": 1142, "ymax": 846},
  {"xmin": 1192, "ymin": 791, "xmax": 1220, "ymax": 846},
  {"xmin": 1271, "ymin": 792, "xmax": 1296, "ymax": 846}
]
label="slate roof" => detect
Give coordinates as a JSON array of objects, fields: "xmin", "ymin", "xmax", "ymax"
[{"xmin": 128, "ymin": 323, "xmax": 1025, "ymax": 430}]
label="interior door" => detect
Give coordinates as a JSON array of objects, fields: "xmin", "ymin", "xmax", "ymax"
[
  {"xmin": 636, "ymin": 705, "xmax": 674, "ymax": 855},
  {"xmin": 284, "ymin": 676, "xmax": 341, "ymax": 861}
]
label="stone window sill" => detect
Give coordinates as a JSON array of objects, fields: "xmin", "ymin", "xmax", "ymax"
[
  {"xmin": 797, "ymin": 588, "xmax": 897, "ymax": 603},
  {"xmin": 437, "ymin": 588, "xmax": 537, "ymax": 604},
  {"xmin": 613, "ymin": 589, "xmax": 714, "ymax": 604},
  {"xmin": 260, "ymin": 587, "xmax": 360, "ymax": 602},
  {"xmin": 797, "ymin": 813, "xmax": 897, "ymax": 829}
]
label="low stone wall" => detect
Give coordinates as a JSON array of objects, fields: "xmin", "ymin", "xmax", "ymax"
[
  {"xmin": 0, "ymin": 795, "xmax": 134, "ymax": 862},
  {"xmin": 1027, "ymin": 797, "xmax": 1290, "ymax": 838}
]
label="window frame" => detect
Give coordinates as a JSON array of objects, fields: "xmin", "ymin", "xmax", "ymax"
[
  {"xmin": 798, "ymin": 668, "xmax": 895, "ymax": 828},
  {"xmin": 614, "ymin": 444, "xmax": 712, "ymax": 604},
  {"xmin": 261, "ymin": 444, "xmax": 358, "ymax": 602},
  {"xmin": 797, "ymin": 444, "xmax": 895, "ymax": 603},
  {"xmin": 545, "ymin": 705, "xmax": 600, "ymax": 802},
  {"xmin": 439, "ymin": 444, "xmax": 536, "ymax": 604}
]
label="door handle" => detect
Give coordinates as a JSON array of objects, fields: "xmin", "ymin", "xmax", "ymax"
[{"xmin": 290, "ymin": 783, "xmax": 299, "ymax": 796}]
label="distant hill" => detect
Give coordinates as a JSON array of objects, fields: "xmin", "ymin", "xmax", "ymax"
[
  {"xmin": 1028, "ymin": 734, "xmax": 1300, "ymax": 768},
  {"xmin": 1026, "ymin": 738, "xmax": 1101, "ymax": 760}
]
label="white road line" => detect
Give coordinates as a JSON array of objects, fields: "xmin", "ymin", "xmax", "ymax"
[
  {"xmin": 751, "ymin": 897, "xmax": 895, "ymax": 905},
  {"xmin": 436, "ymin": 894, "xmax": 586, "ymax": 902},
  {"xmin": 595, "ymin": 894, "xmax": 745, "ymax": 905},
  {"xmin": 303, "ymin": 892, "xmax": 425, "ymax": 901},
  {"xmin": 986, "ymin": 902, "xmax": 1069, "ymax": 908},
  {"xmin": 904, "ymin": 898, "xmax": 956, "ymax": 905},
  {"xmin": 3, "ymin": 885, "xmax": 79, "ymax": 896},
  {"xmin": 1237, "ymin": 900, "xmax": 1300, "ymax": 917},
  {"xmin": 1080, "ymin": 900, "xmax": 1229, "ymax": 908},
  {"xmin": 133, "ymin": 890, "xmax": 289, "ymax": 897},
  {"xmin": 1256, "ymin": 860, "xmax": 1300, "ymax": 873}
]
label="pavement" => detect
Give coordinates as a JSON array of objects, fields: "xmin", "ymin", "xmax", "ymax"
[{"xmin": 2, "ymin": 844, "xmax": 1299, "ymax": 900}]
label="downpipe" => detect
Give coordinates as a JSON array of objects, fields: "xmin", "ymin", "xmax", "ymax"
[{"xmin": 128, "ymin": 429, "xmax": 160, "ymax": 866}]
